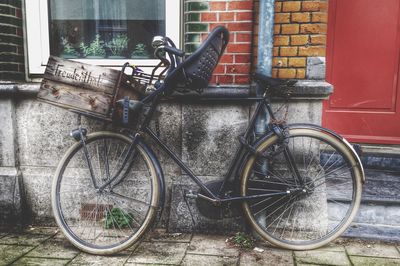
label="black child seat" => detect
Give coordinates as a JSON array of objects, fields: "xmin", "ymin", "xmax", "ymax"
[{"xmin": 164, "ymin": 26, "xmax": 230, "ymax": 93}]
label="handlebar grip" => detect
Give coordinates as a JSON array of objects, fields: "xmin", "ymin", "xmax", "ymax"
[{"xmin": 163, "ymin": 46, "xmax": 185, "ymax": 57}]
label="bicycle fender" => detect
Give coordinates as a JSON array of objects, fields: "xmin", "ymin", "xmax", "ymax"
[
  {"xmin": 251, "ymin": 124, "xmax": 365, "ymax": 183},
  {"xmin": 138, "ymin": 140, "xmax": 166, "ymax": 214}
]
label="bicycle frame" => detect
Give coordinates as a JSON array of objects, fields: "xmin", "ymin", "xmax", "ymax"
[{"xmin": 111, "ymin": 84, "xmax": 299, "ymax": 205}]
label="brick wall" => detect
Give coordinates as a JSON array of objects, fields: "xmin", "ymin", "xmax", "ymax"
[
  {"xmin": 272, "ymin": 0, "xmax": 328, "ymax": 79},
  {"xmin": 184, "ymin": 0, "xmax": 255, "ymax": 85},
  {"xmin": 0, "ymin": 0, "xmax": 24, "ymax": 81}
]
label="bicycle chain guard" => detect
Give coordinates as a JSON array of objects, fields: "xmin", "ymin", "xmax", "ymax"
[{"xmin": 195, "ymin": 180, "xmax": 242, "ymax": 220}]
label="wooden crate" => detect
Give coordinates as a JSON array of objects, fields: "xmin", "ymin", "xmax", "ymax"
[{"xmin": 38, "ymin": 56, "xmax": 145, "ymax": 120}]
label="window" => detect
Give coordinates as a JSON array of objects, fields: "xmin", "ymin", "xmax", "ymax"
[{"xmin": 25, "ymin": 0, "xmax": 181, "ymax": 74}]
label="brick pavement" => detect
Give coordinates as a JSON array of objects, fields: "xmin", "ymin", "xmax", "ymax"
[{"xmin": 0, "ymin": 227, "xmax": 399, "ymax": 265}]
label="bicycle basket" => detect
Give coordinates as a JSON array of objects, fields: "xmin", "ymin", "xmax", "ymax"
[{"xmin": 111, "ymin": 63, "xmax": 158, "ymax": 127}]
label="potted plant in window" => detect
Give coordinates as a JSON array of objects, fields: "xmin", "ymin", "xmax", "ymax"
[
  {"xmin": 131, "ymin": 43, "xmax": 149, "ymax": 59},
  {"xmin": 81, "ymin": 34, "xmax": 106, "ymax": 59},
  {"xmin": 61, "ymin": 37, "xmax": 78, "ymax": 59},
  {"xmin": 107, "ymin": 34, "xmax": 129, "ymax": 59}
]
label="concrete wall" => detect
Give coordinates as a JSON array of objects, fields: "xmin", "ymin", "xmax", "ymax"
[{"xmin": 0, "ymin": 83, "xmax": 325, "ymax": 231}]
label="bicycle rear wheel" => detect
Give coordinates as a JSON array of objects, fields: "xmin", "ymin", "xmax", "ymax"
[
  {"xmin": 52, "ymin": 132, "xmax": 160, "ymax": 255},
  {"xmin": 241, "ymin": 127, "xmax": 363, "ymax": 250}
]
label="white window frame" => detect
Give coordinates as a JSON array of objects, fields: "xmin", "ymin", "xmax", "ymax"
[{"xmin": 25, "ymin": 0, "xmax": 181, "ymax": 74}]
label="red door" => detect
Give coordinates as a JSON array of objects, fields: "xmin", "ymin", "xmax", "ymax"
[{"xmin": 323, "ymin": 0, "xmax": 400, "ymax": 144}]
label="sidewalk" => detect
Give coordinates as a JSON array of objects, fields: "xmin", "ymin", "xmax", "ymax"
[{"xmin": 0, "ymin": 227, "xmax": 399, "ymax": 266}]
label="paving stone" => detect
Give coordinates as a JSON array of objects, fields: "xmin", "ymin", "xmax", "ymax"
[
  {"xmin": 318, "ymin": 243, "xmax": 346, "ymax": 252},
  {"xmin": 182, "ymin": 254, "xmax": 238, "ymax": 266},
  {"xmin": 0, "ymin": 244, "xmax": 35, "ymax": 266},
  {"xmin": 11, "ymin": 257, "xmax": 70, "ymax": 266},
  {"xmin": 346, "ymin": 243, "xmax": 400, "ymax": 259},
  {"xmin": 69, "ymin": 252, "xmax": 130, "ymax": 266},
  {"xmin": 146, "ymin": 229, "xmax": 192, "ymax": 243},
  {"xmin": 25, "ymin": 238, "xmax": 79, "ymax": 259},
  {"xmin": 187, "ymin": 234, "xmax": 239, "ymax": 257},
  {"xmin": 0, "ymin": 234, "xmax": 52, "ymax": 246},
  {"xmin": 239, "ymin": 248, "xmax": 294, "ymax": 266},
  {"xmin": 23, "ymin": 226, "xmax": 59, "ymax": 236},
  {"xmin": 294, "ymin": 250, "xmax": 351, "ymax": 266},
  {"xmin": 350, "ymin": 256, "xmax": 400, "ymax": 266},
  {"xmin": 127, "ymin": 241, "xmax": 188, "ymax": 265}
]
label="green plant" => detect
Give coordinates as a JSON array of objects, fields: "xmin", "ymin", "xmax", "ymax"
[
  {"xmin": 131, "ymin": 43, "xmax": 149, "ymax": 58},
  {"xmin": 107, "ymin": 34, "xmax": 129, "ymax": 56},
  {"xmin": 104, "ymin": 207, "xmax": 133, "ymax": 229},
  {"xmin": 81, "ymin": 34, "xmax": 106, "ymax": 57},
  {"xmin": 61, "ymin": 37, "xmax": 78, "ymax": 57},
  {"xmin": 231, "ymin": 232, "xmax": 254, "ymax": 249}
]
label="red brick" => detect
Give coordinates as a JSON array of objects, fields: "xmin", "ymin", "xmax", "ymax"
[
  {"xmin": 312, "ymin": 12, "xmax": 328, "ymax": 23},
  {"xmin": 291, "ymin": 12, "xmax": 310, "ymax": 23},
  {"xmin": 272, "ymin": 68, "xmax": 278, "ymax": 78},
  {"xmin": 273, "ymin": 47, "xmax": 279, "ymax": 56},
  {"xmin": 213, "ymin": 64, "xmax": 226, "ymax": 74},
  {"xmin": 310, "ymin": 35, "xmax": 326, "ymax": 45},
  {"xmin": 300, "ymin": 23, "xmax": 327, "ymax": 34},
  {"xmin": 219, "ymin": 12, "xmax": 234, "ymax": 21},
  {"xmin": 302, "ymin": 1, "xmax": 322, "ymax": 12},
  {"xmin": 220, "ymin": 54, "xmax": 234, "ymax": 63},
  {"xmin": 282, "ymin": 1, "xmax": 301, "ymax": 12},
  {"xmin": 210, "ymin": 2, "xmax": 226, "ymax": 11},
  {"xmin": 298, "ymin": 46, "xmax": 326, "ymax": 56},
  {"xmin": 296, "ymin": 69, "xmax": 306, "ymax": 79},
  {"xmin": 210, "ymin": 75, "xmax": 217, "ymax": 84},
  {"xmin": 217, "ymin": 75, "xmax": 234, "ymax": 84},
  {"xmin": 228, "ymin": 1, "xmax": 253, "ymax": 11},
  {"xmin": 281, "ymin": 24, "xmax": 300, "ymax": 34},
  {"xmin": 210, "ymin": 23, "xmax": 227, "ymax": 31},
  {"xmin": 227, "ymin": 43, "xmax": 252, "ymax": 53},
  {"xmin": 235, "ymin": 54, "xmax": 251, "ymax": 63},
  {"xmin": 235, "ymin": 75, "xmax": 250, "ymax": 84},
  {"xmin": 288, "ymin": 57, "xmax": 306, "ymax": 67},
  {"xmin": 291, "ymin": 35, "xmax": 309, "ymax": 45},
  {"xmin": 274, "ymin": 35, "xmax": 290, "ymax": 46},
  {"xmin": 227, "ymin": 22, "xmax": 252, "ymax": 31},
  {"xmin": 226, "ymin": 64, "xmax": 251, "ymax": 74},
  {"xmin": 236, "ymin": 11, "xmax": 253, "ymax": 21},
  {"xmin": 273, "ymin": 57, "xmax": 288, "ymax": 68},
  {"xmin": 201, "ymin": 13, "xmax": 217, "ymax": 22},
  {"xmin": 236, "ymin": 33, "xmax": 252, "ymax": 42},
  {"xmin": 275, "ymin": 13, "xmax": 291, "ymax": 23},
  {"xmin": 280, "ymin": 46, "xmax": 298, "ymax": 56},
  {"xmin": 275, "ymin": 2, "xmax": 282, "ymax": 12},
  {"xmin": 278, "ymin": 68, "xmax": 296, "ymax": 79},
  {"xmin": 274, "ymin": 25, "xmax": 281, "ymax": 34},
  {"xmin": 15, "ymin": 8, "xmax": 22, "ymax": 18}
]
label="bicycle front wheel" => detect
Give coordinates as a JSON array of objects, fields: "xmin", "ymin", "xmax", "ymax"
[
  {"xmin": 52, "ymin": 131, "xmax": 161, "ymax": 255},
  {"xmin": 241, "ymin": 127, "xmax": 363, "ymax": 250}
]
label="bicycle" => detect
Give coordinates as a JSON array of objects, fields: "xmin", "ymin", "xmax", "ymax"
[{"xmin": 51, "ymin": 26, "xmax": 365, "ymax": 255}]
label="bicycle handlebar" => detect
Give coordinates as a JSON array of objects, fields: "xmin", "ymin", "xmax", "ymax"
[{"xmin": 163, "ymin": 46, "xmax": 185, "ymax": 57}]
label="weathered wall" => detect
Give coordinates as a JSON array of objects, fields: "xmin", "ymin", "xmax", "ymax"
[{"xmin": 7, "ymin": 84, "xmax": 324, "ymax": 229}]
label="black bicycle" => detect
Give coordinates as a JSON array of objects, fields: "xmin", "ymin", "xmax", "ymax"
[{"xmin": 51, "ymin": 26, "xmax": 365, "ymax": 255}]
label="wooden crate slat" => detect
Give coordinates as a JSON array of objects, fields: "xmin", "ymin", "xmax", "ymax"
[
  {"xmin": 38, "ymin": 79, "xmax": 112, "ymax": 116},
  {"xmin": 44, "ymin": 56, "xmax": 119, "ymax": 95}
]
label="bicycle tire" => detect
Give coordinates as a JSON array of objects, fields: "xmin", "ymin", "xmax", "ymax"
[
  {"xmin": 241, "ymin": 127, "xmax": 363, "ymax": 250},
  {"xmin": 51, "ymin": 131, "xmax": 160, "ymax": 255}
]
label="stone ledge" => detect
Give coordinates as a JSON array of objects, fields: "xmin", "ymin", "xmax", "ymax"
[{"xmin": 0, "ymin": 80, "xmax": 333, "ymax": 100}]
